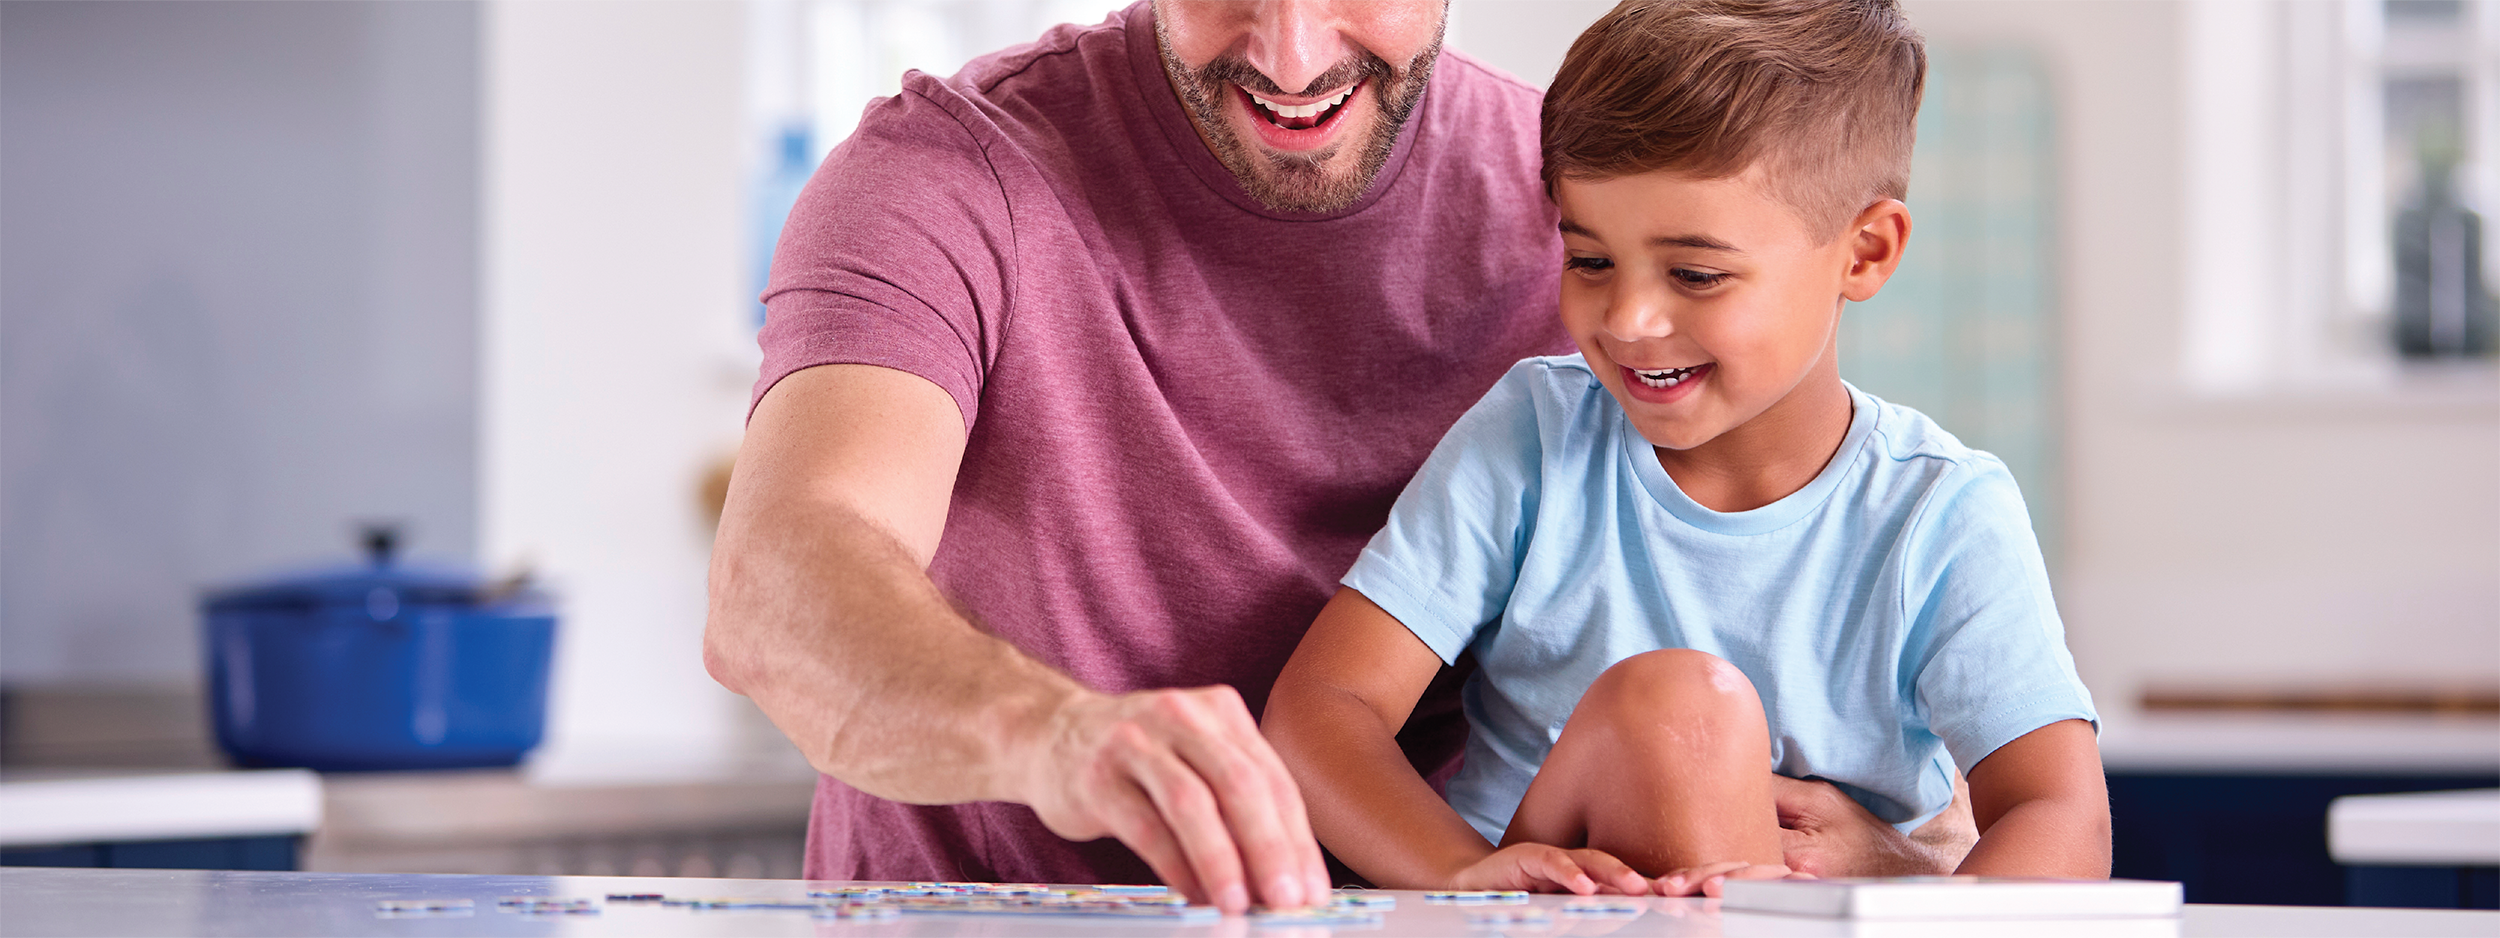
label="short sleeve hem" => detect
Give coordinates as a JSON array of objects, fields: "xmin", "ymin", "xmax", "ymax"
[
  {"xmin": 1943, "ymin": 701, "xmax": 2101, "ymax": 779},
  {"xmin": 1343, "ymin": 548, "xmax": 1479, "ymax": 665},
  {"xmin": 753, "ymin": 290, "xmax": 985, "ymax": 432}
]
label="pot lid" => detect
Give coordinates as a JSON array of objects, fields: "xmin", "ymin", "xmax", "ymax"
[{"xmin": 203, "ymin": 525, "xmax": 523, "ymax": 611}]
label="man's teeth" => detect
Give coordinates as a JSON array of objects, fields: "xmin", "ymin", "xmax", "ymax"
[
  {"xmin": 1251, "ymin": 87, "xmax": 1353, "ymax": 120},
  {"xmin": 1635, "ymin": 366, "xmax": 1701, "ymax": 389}
]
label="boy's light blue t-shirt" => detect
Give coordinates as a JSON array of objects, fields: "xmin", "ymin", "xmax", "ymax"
[{"xmin": 1342, "ymin": 355, "xmax": 2097, "ymax": 845}]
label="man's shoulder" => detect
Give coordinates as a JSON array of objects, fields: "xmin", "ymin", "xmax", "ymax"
[
  {"xmin": 856, "ymin": 12, "xmax": 1133, "ymax": 161},
  {"xmin": 1411, "ymin": 47, "xmax": 1547, "ymax": 171},
  {"xmin": 1432, "ymin": 47, "xmax": 1549, "ymax": 114}
]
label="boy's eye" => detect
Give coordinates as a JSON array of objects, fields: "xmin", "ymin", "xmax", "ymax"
[
  {"xmin": 1672, "ymin": 268, "xmax": 1728, "ymax": 288},
  {"xmin": 1564, "ymin": 255, "xmax": 1612, "ymax": 273}
]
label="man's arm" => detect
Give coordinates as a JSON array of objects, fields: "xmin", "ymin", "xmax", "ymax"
[
  {"xmin": 704, "ymin": 364, "xmax": 1329, "ymax": 911},
  {"xmin": 1775, "ymin": 768, "xmax": 1977, "ymax": 877}
]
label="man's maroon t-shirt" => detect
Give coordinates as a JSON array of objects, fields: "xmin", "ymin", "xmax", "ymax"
[{"xmin": 756, "ymin": 1, "xmax": 1567, "ymax": 885}]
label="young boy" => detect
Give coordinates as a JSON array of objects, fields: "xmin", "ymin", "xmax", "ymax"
[{"xmin": 1262, "ymin": 0, "xmax": 2108, "ymax": 898}]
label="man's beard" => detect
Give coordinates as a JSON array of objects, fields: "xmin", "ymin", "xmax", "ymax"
[{"xmin": 1155, "ymin": 18, "xmax": 1441, "ymax": 215}]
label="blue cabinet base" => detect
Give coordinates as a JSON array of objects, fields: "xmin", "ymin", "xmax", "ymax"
[
  {"xmin": 2108, "ymin": 772, "xmax": 2499, "ymax": 908},
  {"xmin": 2347, "ymin": 865, "xmax": 2500, "ymax": 910},
  {"xmin": 0, "ymin": 835, "xmax": 298, "ymax": 871}
]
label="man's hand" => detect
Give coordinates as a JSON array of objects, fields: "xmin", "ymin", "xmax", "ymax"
[
  {"xmin": 1020, "ymin": 685, "xmax": 1331, "ymax": 913},
  {"xmin": 1772, "ymin": 775, "xmax": 1973, "ymax": 877},
  {"xmin": 1445, "ymin": 843, "xmax": 1651, "ymax": 896}
]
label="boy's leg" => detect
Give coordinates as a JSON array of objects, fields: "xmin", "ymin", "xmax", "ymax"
[{"xmin": 1499, "ymin": 649, "xmax": 1782, "ymax": 873}]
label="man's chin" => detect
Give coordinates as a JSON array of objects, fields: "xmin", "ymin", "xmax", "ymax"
[{"xmin": 1217, "ymin": 109, "xmax": 1387, "ymax": 213}]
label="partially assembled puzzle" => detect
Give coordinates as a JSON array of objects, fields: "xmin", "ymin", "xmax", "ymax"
[{"xmin": 374, "ymin": 882, "xmax": 1414, "ymax": 926}]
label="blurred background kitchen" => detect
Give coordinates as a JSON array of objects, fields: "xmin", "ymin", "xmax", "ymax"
[{"xmin": 2, "ymin": 0, "xmax": 2493, "ymax": 908}]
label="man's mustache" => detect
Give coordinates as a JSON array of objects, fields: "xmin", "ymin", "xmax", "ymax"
[{"xmin": 1187, "ymin": 51, "xmax": 1393, "ymax": 98}]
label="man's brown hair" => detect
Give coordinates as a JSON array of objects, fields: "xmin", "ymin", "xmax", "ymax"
[{"xmin": 1541, "ymin": 0, "xmax": 1926, "ymax": 241}]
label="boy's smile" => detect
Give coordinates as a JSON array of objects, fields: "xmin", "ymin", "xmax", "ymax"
[{"xmin": 1555, "ymin": 168, "xmax": 1908, "ymax": 509}]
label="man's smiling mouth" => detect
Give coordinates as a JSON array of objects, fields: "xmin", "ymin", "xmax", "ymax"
[
  {"xmin": 1241, "ymin": 81, "xmax": 1360, "ymax": 131},
  {"xmin": 1633, "ymin": 364, "xmax": 1706, "ymax": 389}
]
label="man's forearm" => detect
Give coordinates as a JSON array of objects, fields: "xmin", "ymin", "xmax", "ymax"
[{"xmin": 704, "ymin": 496, "xmax": 1081, "ymax": 805}]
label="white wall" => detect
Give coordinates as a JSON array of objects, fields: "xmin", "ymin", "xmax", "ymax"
[
  {"xmin": 1, "ymin": 2, "xmax": 481, "ymax": 684},
  {"xmin": 480, "ymin": 0, "xmax": 761, "ymax": 762},
  {"xmin": 1448, "ymin": 0, "xmax": 1613, "ymax": 87}
]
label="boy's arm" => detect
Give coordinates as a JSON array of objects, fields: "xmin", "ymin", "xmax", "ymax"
[
  {"xmin": 1264, "ymin": 588, "xmax": 1646, "ymax": 893},
  {"xmin": 1954, "ymin": 719, "xmax": 2111, "ymax": 877}
]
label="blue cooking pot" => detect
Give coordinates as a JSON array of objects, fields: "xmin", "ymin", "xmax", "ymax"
[{"xmin": 202, "ymin": 527, "xmax": 555, "ymax": 771}]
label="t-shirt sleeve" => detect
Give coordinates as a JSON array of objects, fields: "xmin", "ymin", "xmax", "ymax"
[
  {"xmin": 752, "ymin": 76, "xmax": 1017, "ymax": 432},
  {"xmin": 1341, "ymin": 362, "xmax": 1548, "ymax": 664},
  {"xmin": 1900, "ymin": 459, "xmax": 2100, "ymax": 775}
]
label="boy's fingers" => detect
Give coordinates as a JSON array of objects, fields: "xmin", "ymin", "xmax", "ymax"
[
  {"xmin": 1565, "ymin": 849, "xmax": 1649, "ymax": 895},
  {"xmin": 1526, "ymin": 846, "xmax": 1596, "ymax": 894}
]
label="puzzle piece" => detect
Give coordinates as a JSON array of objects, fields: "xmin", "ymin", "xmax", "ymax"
[
  {"xmin": 495, "ymin": 896, "xmax": 597, "ymax": 915},
  {"xmin": 1464, "ymin": 908, "xmax": 1555, "ymax": 927},
  {"xmin": 1329, "ymin": 889, "xmax": 1398, "ymax": 909},
  {"xmin": 1426, "ymin": 889, "xmax": 1532, "ymax": 904},
  {"xmin": 1250, "ymin": 906, "xmax": 1387, "ymax": 927},
  {"xmin": 1561, "ymin": 896, "xmax": 1647, "ymax": 917}
]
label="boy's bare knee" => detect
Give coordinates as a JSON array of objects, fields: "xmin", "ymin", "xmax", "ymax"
[{"xmin": 1583, "ymin": 649, "xmax": 1763, "ymax": 726}]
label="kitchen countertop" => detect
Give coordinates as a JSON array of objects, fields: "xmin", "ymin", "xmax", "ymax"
[
  {"xmin": 5, "ymin": 868, "xmax": 2497, "ymax": 937},
  {"xmin": 0, "ymin": 770, "xmax": 322, "ymax": 847},
  {"xmin": 2329, "ymin": 788, "xmax": 2500, "ymax": 865},
  {"xmin": 2097, "ymin": 712, "xmax": 2500, "ymax": 774}
]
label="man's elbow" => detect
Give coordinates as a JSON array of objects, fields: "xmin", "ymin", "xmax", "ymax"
[{"xmin": 702, "ymin": 546, "xmax": 763, "ymax": 697}]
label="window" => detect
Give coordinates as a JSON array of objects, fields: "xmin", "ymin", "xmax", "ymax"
[{"xmin": 2180, "ymin": 0, "xmax": 2497, "ymax": 395}]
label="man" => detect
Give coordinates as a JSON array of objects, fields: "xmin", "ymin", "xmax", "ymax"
[{"xmin": 705, "ymin": 0, "xmax": 1971, "ymax": 914}]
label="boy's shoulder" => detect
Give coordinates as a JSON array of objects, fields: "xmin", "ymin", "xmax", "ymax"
[
  {"xmin": 1847, "ymin": 387, "xmax": 2034, "ymax": 537},
  {"xmin": 1853, "ymin": 387, "xmax": 1997, "ymax": 472},
  {"xmin": 1472, "ymin": 354, "xmax": 1621, "ymax": 441}
]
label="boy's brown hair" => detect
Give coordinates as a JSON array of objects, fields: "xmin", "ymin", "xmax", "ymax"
[{"xmin": 1541, "ymin": 0, "xmax": 1926, "ymax": 241}]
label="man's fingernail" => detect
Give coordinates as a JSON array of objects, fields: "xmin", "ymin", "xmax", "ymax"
[
  {"xmin": 1220, "ymin": 883, "xmax": 1249, "ymax": 911},
  {"xmin": 1269, "ymin": 875, "xmax": 1301, "ymax": 907}
]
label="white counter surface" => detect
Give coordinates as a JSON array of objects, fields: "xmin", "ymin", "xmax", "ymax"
[
  {"xmin": 0, "ymin": 770, "xmax": 321, "ymax": 847},
  {"xmin": 2329, "ymin": 788, "xmax": 2500, "ymax": 865},
  {"xmin": 5, "ymin": 868, "xmax": 2496, "ymax": 937},
  {"xmin": 2097, "ymin": 713, "xmax": 2500, "ymax": 774}
]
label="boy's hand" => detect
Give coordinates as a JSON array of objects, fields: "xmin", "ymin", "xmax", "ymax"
[
  {"xmin": 1447, "ymin": 844, "xmax": 1651, "ymax": 896},
  {"xmin": 1653, "ymin": 861, "xmax": 1802, "ymax": 897}
]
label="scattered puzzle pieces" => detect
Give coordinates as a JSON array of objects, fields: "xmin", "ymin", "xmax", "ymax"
[{"xmin": 406, "ymin": 882, "xmax": 1440, "ymax": 925}]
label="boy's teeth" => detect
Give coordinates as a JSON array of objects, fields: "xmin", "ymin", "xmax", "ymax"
[{"xmin": 1634, "ymin": 365, "xmax": 1699, "ymax": 389}]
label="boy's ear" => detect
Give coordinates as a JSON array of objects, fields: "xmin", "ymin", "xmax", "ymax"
[{"xmin": 1840, "ymin": 199, "xmax": 1912, "ymax": 303}]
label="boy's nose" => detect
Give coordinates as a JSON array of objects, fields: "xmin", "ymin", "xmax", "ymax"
[
  {"xmin": 1604, "ymin": 286, "xmax": 1676, "ymax": 342},
  {"xmin": 1245, "ymin": 0, "xmax": 1351, "ymax": 95}
]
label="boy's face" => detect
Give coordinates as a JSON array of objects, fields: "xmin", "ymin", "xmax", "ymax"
[{"xmin": 1554, "ymin": 168, "xmax": 1900, "ymax": 454}]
